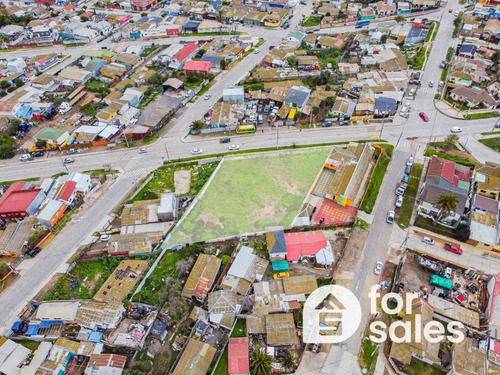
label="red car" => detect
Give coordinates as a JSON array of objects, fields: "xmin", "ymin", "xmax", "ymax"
[
  {"xmin": 444, "ymin": 243, "xmax": 463, "ymax": 255},
  {"xmin": 419, "ymin": 112, "xmax": 429, "ymax": 122},
  {"xmin": 449, "ymin": 8, "xmax": 453, "ymax": 13}
]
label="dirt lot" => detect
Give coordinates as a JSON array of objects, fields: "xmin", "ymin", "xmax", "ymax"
[
  {"xmin": 333, "ymin": 226, "xmax": 369, "ymax": 288},
  {"xmin": 174, "ymin": 170, "xmax": 191, "ymax": 194},
  {"xmin": 398, "ymin": 253, "xmax": 434, "ymax": 294}
]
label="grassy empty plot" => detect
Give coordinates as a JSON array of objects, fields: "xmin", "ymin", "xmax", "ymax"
[
  {"xmin": 168, "ymin": 148, "xmax": 330, "ymax": 244},
  {"xmin": 464, "ymin": 112, "xmax": 499, "ymax": 120},
  {"xmin": 398, "ymin": 163, "xmax": 423, "ymax": 229},
  {"xmin": 44, "ymin": 256, "xmax": 123, "ymax": 301},
  {"xmin": 480, "ymin": 137, "xmax": 500, "ymax": 152},
  {"xmin": 360, "ymin": 145, "xmax": 393, "ymax": 214},
  {"xmin": 423, "ymin": 149, "xmax": 475, "ymax": 167}
]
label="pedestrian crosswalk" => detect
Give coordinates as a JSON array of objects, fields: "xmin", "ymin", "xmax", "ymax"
[
  {"xmin": 417, "ymin": 87, "xmax": 437, "ymax": 94},
  {"xmin": 122, "ymin": 167, "xmax": 150, "ymax": 179},
  {"xmin": 396, "ymin": 139, "xmax": 411, "ymax": 151}
]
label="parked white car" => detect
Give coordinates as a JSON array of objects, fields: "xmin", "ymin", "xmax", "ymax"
[
  {"xmin": 19, "ymin": 154, "xmax": 31, "ymax": 161},
  {"xmin": 386, "ymin": 210, "xmax": 395, "ymax": 224},
  {"xmin": 374, "ymin": 261, "xmax": 383, "ymax": 275},
  {"xmin": 138, "ymin": 148, "xmax": 147, "ymax": 154},
  {"xmin": 422, "ymin": 236, "xmax": 435, "ymax": 245},
  {"xmin": 228, "ymin": 145, "xmax": 240, "ymax": 150},
  {"xmin": 450, "ymin": 127, "xmax": 462, "ymax": 133},
  {"xmin": 395, "ymin": 195, "xmax": 403, "ymax": 208},
  {"xmin": 191, "ymin": 149, "xmax": 203, "ymax": 155}
]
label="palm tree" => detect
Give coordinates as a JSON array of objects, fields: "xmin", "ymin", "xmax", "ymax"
[
  {"xmin": 250, "ymin": 348, "xmax": 273, "ymax": 375},
  {"xmin": 434, "ymin": 193, "xmax": 459, "ymax": 225},
  {"xmin": 280, "ymin": 352, "xmax": 296, "ymax": 373},
  {"xmin": 190, "ymin": 120, "xmax": 205, "ymax": 131}
]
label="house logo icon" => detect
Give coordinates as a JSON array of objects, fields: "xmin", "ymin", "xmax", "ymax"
[{"xmin": 303, "ymin": 285, "xmax": 362, "ymax": 344}]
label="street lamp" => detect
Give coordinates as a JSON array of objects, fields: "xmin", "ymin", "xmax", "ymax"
[
  {"xmin": 164, "ymin": 140, "xmax": 170, "ymax": 162},
  {"xmin": 59, "ymin": 155, "xmax": 70, "ymax": 173}
]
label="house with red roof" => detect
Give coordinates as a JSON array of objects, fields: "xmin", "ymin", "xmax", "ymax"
[
  {"xmin": 284, "ymin": 230, "xmax": 334, "ymax": 265},
  {"xmin": 183, "ymin": 60, "xmax": 210, "ymax": 76},
  {"xmin": 169, "ymin": 43, "xmax": 199, "ymax": 69},
  {"xmin": 417, "ymin": 156, "xmax": 471, "ymax": 228},
  {"xmin": 56, "ymin": 181, "xmax": 77, "ymax": 205},
  {"xmin": 84, "ymin": 353, "xmax": 127, "ymax": 375},
  {"xmin": 0, "ymin": 181, "xmax": 46, "ymax": 223},
  {"xmin": 228, "ymin": 337, "xmax": 249, "ymax": 375}
]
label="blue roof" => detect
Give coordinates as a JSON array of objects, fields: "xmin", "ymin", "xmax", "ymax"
[
  {"xmin": 271, "ymin": 259, "xmax": 289, "ymax": 272},
  {"xmin": 184, "ymin": 20, "xmax": 200, "ymax": 29},
  {"xmin": 39, "ymin": 320, "xmax": 62, "ymax": 328},
  {"xmin": 26, "ymin": 324, "xmax": 39, "ymax": 335},
  {"xmin": 267, "ymin": 229, "xmax": 287, "ymax": 254}
]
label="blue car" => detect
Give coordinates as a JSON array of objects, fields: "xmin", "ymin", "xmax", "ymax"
[{"xmin": 402, "ymin": 175, "xmax": 409, "ymax": 183}]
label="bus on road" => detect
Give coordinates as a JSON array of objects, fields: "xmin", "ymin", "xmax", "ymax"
[
  {"xmin": 236, "ymin": 124, "xmax": 256, "ymax": 134},
  {"xmin": 355, "ymin": 20, "xmax": 370, "ymax": 28}
]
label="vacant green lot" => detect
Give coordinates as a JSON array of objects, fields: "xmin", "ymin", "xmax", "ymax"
[
  {"xmin": 480, "ymin": 137, "xmax": 500, "ymax": 152},
  {"xmin": 168, "ymin": 148, "xmax": 330, "ymax": 244},
  {"xmin": 398, "ymin": 163, "xmax": 423, "ymax": 228},
  {"xmin": 423, "ymin": 149, "xmax": 475, "ymax": 167},
  {"xmin": 360, "ymin": 145, "xmax": 394, "ymax": 214},
  {"xmin": 44, "ymin": 256, "xmax": 123, "ymax": 300}
]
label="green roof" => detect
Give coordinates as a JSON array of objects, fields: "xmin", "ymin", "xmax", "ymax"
[
  {"xmin": 271, "ymin": 259, "xmax": 289, "ymax": 272},
  {"xmin": 430, "ymin": 275, "xmax": 452, "ymax": 290},
  {"xmin": 34, "ymin": 127, "xmax": 66, "ymax": 140}
]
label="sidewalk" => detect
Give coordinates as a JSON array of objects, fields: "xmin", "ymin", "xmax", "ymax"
[{"xmin": 434, "ymin": 99, "xmax": 499, "ymax": 120}]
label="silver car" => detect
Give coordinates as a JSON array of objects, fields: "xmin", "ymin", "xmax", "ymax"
[{"xmin": 374, "ymin": 261, "xmax": 383, "ymax": 275}]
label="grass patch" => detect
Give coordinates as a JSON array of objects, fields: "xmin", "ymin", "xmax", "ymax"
[
  {"xmin": 83, "ymin": 168, "xmax": 119, "ymax": 176},
  {"xmin": 425, "ymin": 22, "xmax": 439, "ymax": 42},
  {"xmin": 397, "ymin": 163, "xmax": 423, "ymax": 229},
  {"xmin": 403, "ymin": 358, "xmax": 446, "ymax": 375},
  {"xmin": 304, "ymin": 16, "xmax": 322, "ymax": 27},
  {"xmin": 481, "ymin": 131, "xmax": 500, "ymax": 136},
  {"xmin": 197, "ymin": 83, "xmax": 212, "ymax": 96},
  {"xmin": 428, "ymin": 141, "xmax": 459, "ymax": 151},
  {"xmin": 359, "ymin": 336, "xmax": 379, "ymax": 374},
  {"xmin": 0, "ymin": 177, "xmax": 40, "ymax": 185},
  {"xmin": 414, "ymin": 216, "xmax": 456, "ymax": 238},
  {"xmin": 213, "ymin": 347, "xmax": 229, "ymax": 375},
  {"xmin": 140, "ymin": 46, "xmax": 156, "ymax": 57},
  {"xmin": 355, "ymin": 218, "xmax": 369, "ymax": 230},
  {"xmin": 44, "ymin": 256, "xmax": 123, "ymax": 301},
  {"xmin": 479, "ymin": 137, "xmax": 500, "ymax": 152},
  {"xmin": 17, "ymin": 339, "xmax": 41, "ymax": 352},
  {"xmin": 231, "ymin": 319, "xmax": 246, "ymax": 338},
  {"xmin": 360, "ymin": 147, "xmax": 392, "ymax": 214},
  {"xmin": 434, "ymin": 93, "xmax": 441, "ymax": 100},
  {"xmin": 131, "ymin": 161, "xmax": 218, "ymax": 202},
  {"xmin": 52, "ymin": 172, "xmax": 68, "ymax": 178},
  {"xmin": 168, "ymin": 148, "xmax": 330, "ymax": 244},
  {"xmin": 423, "ymin": 149, "xmax": 475, "ymax": 167},
  {"xmin": 464, "ymin": 112, "xmax": 499, "ymax": 120}
]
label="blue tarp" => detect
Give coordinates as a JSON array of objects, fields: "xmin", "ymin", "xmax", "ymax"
[
  {"xmin": 39, "ymin": 320, "xmax": 62, "ymax": 328},
  {"xmin": 89, "ymin": 331, "xmax": 103, "ymax": 343},
  {"xmin": 26, "ymin": 324, "xmax": 39, "ymax": 335}
]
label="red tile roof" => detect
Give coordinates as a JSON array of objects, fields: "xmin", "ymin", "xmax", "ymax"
[
  {"xmin": 87, "ymin": 354, "xmax": 127, "ymax": 371},
  {"xmin": 0, "ymin": 181, "xmax": 41, "ymax": 214},
  {"xmin": 173, "ymin": 43, "xmax": 198, "ymax": 63},
  {"xmin": 284, "ymin": 231, "xmax": 327, "ymax": 262},
  {"xmin": 427, "ymin": 156, "xmax": 469, "ymax": 187},
  {"xmin": 56, "ymin": 181, "xmax": 76, "ymax": 202},
  {"xmin": 183, "ymin": 60, "xmax": 210, "ymax": 72},
  {"xmin": 228, "ymin": 337, "xmax": 249, "ymax": 374},
  {"xmin": 64, "ymin": 4, "xmax": 75, "ymax": 10}
]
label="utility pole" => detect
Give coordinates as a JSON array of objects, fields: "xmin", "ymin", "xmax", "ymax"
[{"xmin": 59, "ymin": 155, "xmax": 70, "ymax": 173}]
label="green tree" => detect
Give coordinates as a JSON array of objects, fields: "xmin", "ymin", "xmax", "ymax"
[
  {"xmin": 394, "ymin": 15, "xmax": 405, "ymax": 23},
  {"xmin": 141, "ymin": 12, "xmax": 147, "ymax": 17},
  {"xmin": 434, "ymin": 193, "xmax": 459, "ymax": 224},
  {"xmin": 43, "ymin": 1, "xmax": 51, "ymax": 9},
  {"xmin": 147, "ymin": 73, "xmax": 166, "ymax": 87},
  {"xmin": 222, "ymin": 255, "xmax": 230, "ymax": 265},
  {"xmin": 280, "ymin": 352, "xmax": 296, "ymax": 373},
  {"xmin": 287, "ymin": 54, "xmax": 298, "ymax": 67},
  {"xmin": 220, "ymin": 58, "xmax": 228, "ymax": 70},
  {"xmin": 443, "ymin": 134, "xmax": 459, "ymax": 150},
  {"xmin": 7, "ymin": 118, "xmax": 21, "ymax": 136},
  {"xmin": 250, "ymin": 348, "xmax": 273, "ymax": 375},
  {"xmin": 0, "ymin": 134, "xmax": 15, "ymax": 159},
  {"xmin": 380, "ymin": 34, "xmax": 388, "ymax": 44},
  {"xmin": 0, "ymin": 80, "xmax": 9, "ymax": 89},
  {"xmin": 312, "ymin": 106, "xmax": 320, "ymax": 115},
  {"xmin": 316, "ymin": 70, "xmax": 331, "ymax": 85},
  {"xmin": 35, "ymin": 139, "xmax": 47, "ymax": 149},
  {"xmin": 190, "ymin": 120, "xmax": 205, "ymax": 131},
  {"xmin": 80, "ymin": 16, "xmax": 88, "ymax": 22},
  {"xmin": 325, "ymin": 96, "xmax": 335, "ymax": 107},
  {"xmin": 15, "ymin": 78, "xmax": 24, "ymax": 88}
]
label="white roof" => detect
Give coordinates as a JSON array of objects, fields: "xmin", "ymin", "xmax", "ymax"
[
  {"xmin": 158, "ymin": 193, "xmax": 176, "ymax": 215},
  {"xmin": 470, "ymin": 220, "xmax": 500, "ymax": 246},
  {"xmin": 75, "ymin": 125, "xmax": 107, "ymax": 135},
  {"xmin": 38, "ymin": 199, "xmax": 66, "ymax": 221},
  {"xmin": 315, "ymin": 247, "xmax": 334, "ymax": 265},
  {"xmin": 98, "ymin": 125, "xmax": 119, "ymax": 139},
  {"xmin": 223, "ymin": 86, "xmax": 244, "ymax": 96},
  {"xmin": 227, "ymin": 246, "xmax": 255, "ymax": 279},
  {"xmin": 35, "ymin": 301, "xmax": 79, "ymax": 321},
  {"xmin": 0, "ymin": 339, "xmax": 31, "ymax": 375},
  {"xmin": 20, "ymin": 342, "xmax": 52, "ymax": 375}
]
